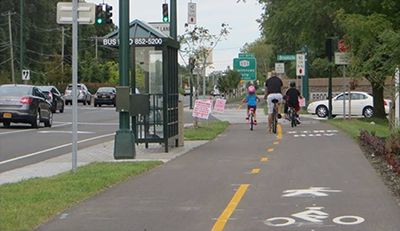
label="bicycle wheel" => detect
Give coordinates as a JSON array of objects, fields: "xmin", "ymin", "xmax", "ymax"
[
  {"xmin": 250, "ymin": 113, "xmax": 254, "ymax": 131},
  {"xmin": 291, "ymin": 109, "xmax": 296, "ymax": 127},
  {"xmin": 272, "ymin": 108, "xmax": 277, "ymax": 134}
]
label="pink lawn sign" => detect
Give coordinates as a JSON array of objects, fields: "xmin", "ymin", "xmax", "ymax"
[
  {"xmin": 299, "ymin": 97, "xmax": 306, "ymax": 107},
  {"xmin": 213, "ymin": 99, "xmax": 226, "ymax": 113},
  {"xmin": 193, "ymin": 100, "xmax": 212, "ymax": 119}
]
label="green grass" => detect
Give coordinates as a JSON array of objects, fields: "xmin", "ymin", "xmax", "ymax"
[
  {"xmin": 0, "ymin": 161, "xmax": 162, "ymax": 231},
  {"xmin": 226, "ymin": 97, "xmax": 244, "ymax": 104},
  {"xmin": 184, "ymin": 121, "xmax": 230, "ymax": 140},
  {"xmin": 324, "ymin": 118, "xmax": 389, "ymax": 139}
]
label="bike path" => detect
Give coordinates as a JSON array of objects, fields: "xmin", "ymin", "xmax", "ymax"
[{"xmin": 37, "ymin": 121, "xmax": 400, "ymax": 231}]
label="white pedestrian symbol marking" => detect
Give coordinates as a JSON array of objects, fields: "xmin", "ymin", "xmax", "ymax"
[{"xmin": 282, "ymin": 187, "xmax": 341, "ymax": 197}]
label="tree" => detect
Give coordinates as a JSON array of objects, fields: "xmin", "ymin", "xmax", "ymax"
[
  {"xmin": 336, "ymin": 11, "xmax": 394, "ymax": 118},
  {"xmin": 217, "ymin": 69, "xmax": 241, "ymax": 99}
]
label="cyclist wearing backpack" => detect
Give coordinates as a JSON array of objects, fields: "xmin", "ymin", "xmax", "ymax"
[
  {"xmin": 284, "ymin": 81, "xmax": 302, "ymax": 124},
  {"xmin": 243, "ymin": 85, "xmax": 260, "ymax": 125}
]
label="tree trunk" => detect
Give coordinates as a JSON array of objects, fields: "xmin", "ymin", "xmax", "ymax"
[{"xmin": 372, "ymin": 85, "xmax": 386, "ymax": 119}]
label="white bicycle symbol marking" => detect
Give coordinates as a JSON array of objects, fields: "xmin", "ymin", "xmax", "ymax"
[{"xmin": 265, "ymin": 207, "xmax": 365, "ymax": 227}]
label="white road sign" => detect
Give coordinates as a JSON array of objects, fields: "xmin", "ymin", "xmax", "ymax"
[
  {"xmin": 56, "ymin": 2, "xmax": 96, "ymax": 25},
  {"xmin": 335, "ymin": 52, "xmax": 348, "ymax": 65},
  {"xmin": 296, "ymin": 54, "xmax": 305, "ymax": 76},
  {"xmin": 188, "ymin": 3, "xmax": 197, "ymax": 24},
  {"xmin": 149, "ymin": 22, "xmax": 170, "ymax": 37},
  {"xmin": 22, "ymin": 70, "xmax": 30, "ymax": 81},
  {"xmin": 275, "ymin": 63, "xmax": 285, "ymax": 74}
]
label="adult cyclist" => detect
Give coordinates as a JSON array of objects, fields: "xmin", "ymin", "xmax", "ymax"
[{"xmin": 264, "ymin": 70, "xmax": 283, "ymax": 132}]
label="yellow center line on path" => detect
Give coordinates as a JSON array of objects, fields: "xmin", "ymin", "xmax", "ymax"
[
  {"xmin": 251, "ymin": 168, "xmax": 260, "ymax": 173},
  {"xmin": 211, "ymin": 184, "xmax": 250, "ymax": 231},
  {"xmin": 277, "ymin": 124, "xmax": 282, "ymax": 139},
  {"xmin": 273, "ymin": 142, "xmax": 279, "ymax": 145},
  {"xmin": 237, "ymin": 104, "xmax": 243, "ymax": 110},
  {"xmin": 261, "ymin": 157, "xmax": 268, "ymax": 162},
  {"xmin": 268, "ymin": 148, "xmax": 274, "ymax": 152}
]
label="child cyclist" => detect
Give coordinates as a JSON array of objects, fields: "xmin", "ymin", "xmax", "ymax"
[
  {"xmin": 284, "ymin": 81, "xmax": 302, "ymax": 124},
  {"xmin": 243, "ymin": 85, "xmax": 261, "ymax": 125}
]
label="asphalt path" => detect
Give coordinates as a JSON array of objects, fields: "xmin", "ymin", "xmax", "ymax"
[
  {"xmin": 37, "ymin": 119, "xmax": 400, "ymax": 231},
  {"xmin": 0, "ymin": 105, "xmax": 119, "ymax": 173}
]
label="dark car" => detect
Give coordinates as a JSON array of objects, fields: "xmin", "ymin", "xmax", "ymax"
[
  {"xmin": 38, "ymin": 86, "xmax": 65, "ymax": 113},
  {"xmin": 0, "ymin": 85, "xmax": 53, "ymax": 128},
  {"xmin": 94, "ymin": 87, "xmax": 116, "ymax": 107}
]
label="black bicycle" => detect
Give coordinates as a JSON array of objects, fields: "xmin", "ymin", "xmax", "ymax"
[
  {"xmin": 287, "ymin": 104, "xmax": 297, "ymax": 128},
  {"xmin": 271, "ymin": 99, "xmax": 279, "ymax": 134}
]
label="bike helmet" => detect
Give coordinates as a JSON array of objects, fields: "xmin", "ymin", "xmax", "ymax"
[
  {"xmin": 248, "ymin": 85, "xmax": 256, "ymax": 93},
  {"xmin": 289, "ymin": 81, "xmax": 296, "ymax": 87}
]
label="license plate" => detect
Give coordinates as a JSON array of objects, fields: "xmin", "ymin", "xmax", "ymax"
[
  {"xmin": 3, "ymin": 113, "xmax": 11, "ymax": 118},
  {"xmin": 102, "ymin": 95, "xmax": 107, "ymax": 98}
]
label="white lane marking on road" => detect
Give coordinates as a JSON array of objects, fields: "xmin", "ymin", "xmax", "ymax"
[
  {"xmin": 293, "ymin": 133, "xmax": 336, "ymax": 138},
  {"xmin": 327, "ymin": 130, "xmax": 338, "ymax": 133},
  {"xmin": 0, "ymin": 123, "xmax": 70, "ymax": 136},
  {"xmin": 287, "ymin": 131, "xmax": 297, "ymax": 134},
  {"xmin": 282, "ymin": 187, "xmax": 341, "ymax": 197},
  {"xmin": 0, "ymin": 133, "xmax": 115, "ymax": 165},
  {"xmin": 37, "ymin": 131, "xmax": 96, "ymax": 134},
  {"xmin": 323, "ymin": 133, "xmax": 335, "ymax": 137}
]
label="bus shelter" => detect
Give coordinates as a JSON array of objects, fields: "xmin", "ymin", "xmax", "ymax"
[{"xmin": 103, "ymin": 19, "xmax": 179, "ymax": 152}]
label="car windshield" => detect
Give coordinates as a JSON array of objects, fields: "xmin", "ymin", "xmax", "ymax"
[
  {"xmin": 39, "ymin": 86, "xmax": 52, "ymax": 91},
  {"xmin": 67, "ymin": 85, "xmax": 82, "ymax": 90},
  {"xmin": 97, "ymin": 88, "xmax": 115, "ymax": 93},
  {"xmin": 0, "ymin": 86, "xmax": 31, "ymax": 96}
]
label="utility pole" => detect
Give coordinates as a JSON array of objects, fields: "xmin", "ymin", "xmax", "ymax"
[
  {"xmin": 95, "ymin": 36, "xmax": 98, "ymax": 59},
  {"xmin": 61, "ymin": 26, "xmax": 65, "ymax": 73},
  {"xmin": 71, "ymin": 0, "xmax": 78, "ymax": 172},
  {"xmin": 20, "ymin": 0, "xmax": 24, "ymax": 84},
  {"xmin": 7, "ymin": 11, "xmax": 15, "ymax": 84},
  {"xmin": 170, "ymin": 0, "xmax": 177, "ymax": 40}
]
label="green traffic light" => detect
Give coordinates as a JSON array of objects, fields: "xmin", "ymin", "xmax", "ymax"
[
  {"xmin": 97, "ymin": 18, "xmax": 103, "ymax": 24},
  {"xmin": 163, "ymin": 16, "xmax": 168, "ymax": 22}
]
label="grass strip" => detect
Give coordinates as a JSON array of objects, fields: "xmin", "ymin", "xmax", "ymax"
[
  {"xmin": 0, "ymin": 161, "xmax": 162, "ymax": 231},
  {"xmin": 324, "ymin": 118, "xmax": 389, "ymax": 139},
  {"xmin": 226, "ymin": 97, "xmax": 243, "ymax": 104},
  {"xmin": 184, "ymin": 121, "xmax": 229, "ymax": 140}
]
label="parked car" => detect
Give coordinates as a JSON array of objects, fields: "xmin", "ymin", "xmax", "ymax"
[
  {"xmin": 0, "ymin": 84, "xmax": 53, "ymax": 128},
  {"xmin": 94, "ymin": 87, "xmax": 116, "ymax": 107},
  {"xmin": 64, "ymin": 84, "xmax": 91, "ymax": 105},
  {"xmin": 38, "ymin": 86, "xmax": 64, "ymax": 113},
  {"xmin": 183, "ymin": 86, "xmax": 195, "ymax": 96},
  {"xmin": 307, "ymin": 91, "xmax": 390, "ymax": 118}
]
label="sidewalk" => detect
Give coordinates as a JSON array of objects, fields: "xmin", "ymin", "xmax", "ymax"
[{"xmin": 0, "ymin": 140, "xmax": 207, "ymax": 185}]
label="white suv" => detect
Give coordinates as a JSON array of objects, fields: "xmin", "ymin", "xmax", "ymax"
[{"xmin": 64, "ymin": 84, "xmax": 92, "ymax": 105}]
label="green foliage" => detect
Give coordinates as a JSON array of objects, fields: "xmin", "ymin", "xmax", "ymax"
[
  {"xmin": 217, "ymin": 69, "xmax": 241, "ymax": 97},
  {"xmin": 241, "ymin": 38, "xmax": 274, "ymax": 79}
]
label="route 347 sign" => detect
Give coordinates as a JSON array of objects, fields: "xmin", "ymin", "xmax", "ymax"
[{"xmin": 22, "ymin": 70, "xmax": 30, "ymax": 81}]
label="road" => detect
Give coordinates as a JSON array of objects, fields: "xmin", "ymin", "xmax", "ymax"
[
  {"xmin": 0, "ymin": 105, "xmax": 119, "ymax": 173},
  {"xmin": 37, "ymin": 118, "xmax": 400, "ymax": 231}
]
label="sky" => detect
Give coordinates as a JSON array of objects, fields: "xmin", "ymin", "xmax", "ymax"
[{"xmin": 85, "ymin": 0, "xmax": 264, "ymax": 72}]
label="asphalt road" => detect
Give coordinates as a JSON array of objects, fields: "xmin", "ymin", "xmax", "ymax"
[
  {"xmin": 0, "ymin": 105, "xmax": 119, "ymax": 173},
  {"xmin": 37, "ymin": 120, "xmax": 400, "ymax": 231}
]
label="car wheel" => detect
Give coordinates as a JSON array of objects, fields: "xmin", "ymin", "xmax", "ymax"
[
  {"xmin": 31, "ymin": 109, "xmax": 41, "ymax": 128},
  {"xmin": 316, "ymin": 105, "xmax": 328, "ymax": 118},
  {"xmin": 60, "ymin": 102, "xmax": 64, "ymax": 113},
  {"xmin": 94, "ymin": 103, "xmax": 97, "ymax": 107},
  {"xmin": 363, "ymin": 106, "xmax": 374, "ymax": 118},
  {"xmin": 87, "ymin": 96, "xmax": 91, "ymax": 105},
  {"xmin": 98, "ymin": 104, "xmax": 102, "ymax": 107},
  {"xmin": 3, "ymin": 121, "xmax": 11, "ymax": 127},
  {"xmin": 44, "ymin": 111, "xmax": 53, "ymax": 127},
  {"xmin": 52, "ymin": 102, "xmax": 57, "ymax": 113}
]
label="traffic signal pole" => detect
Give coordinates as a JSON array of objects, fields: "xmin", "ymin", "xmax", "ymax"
[
  {"xmin": 114, "ymin": 0, "xmax": 135, "ymax": 159},
  {"xmin": 170, "ymin": 0, "xmax": 177, "ymax": 40},
  {"xmin": 301, "ymin": 45, "xmax": 309, "ymax": 105}
]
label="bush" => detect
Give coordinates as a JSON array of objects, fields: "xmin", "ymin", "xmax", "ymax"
[{"xmin": 387, "ymin": 127, "xmax": 400, "ymax": 156}]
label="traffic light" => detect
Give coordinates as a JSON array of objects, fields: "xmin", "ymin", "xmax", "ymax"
[
  {"xmin": 95, "ymin": 4, "xmax": 104, "ymax": 25},
  {"xmin": 105, "ymin": 4, "xmax": 113, "ymax": 24},
  {"xmin": 162, "ymin": 3, "xmax": 169, "ymax": 22}
]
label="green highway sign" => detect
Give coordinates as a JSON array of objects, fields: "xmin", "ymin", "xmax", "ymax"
[
  {"xmin": 234, "ymin": 58, "xmax": 257, "ymax": 81},
  {"xmin": 277, "ymin": 54, "xmax": 296, "ymax": 61},
  {"xmin": 239, "ymin": 53, "xmax": 255, "ymax": 58}
]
